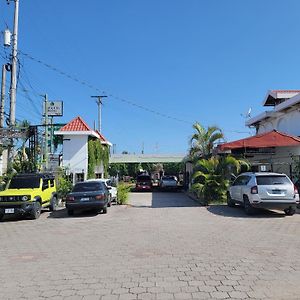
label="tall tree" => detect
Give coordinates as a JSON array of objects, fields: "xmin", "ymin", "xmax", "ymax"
[{"xmin": 189, "ymin": 122, "xmax": 224, "ymax": 161}]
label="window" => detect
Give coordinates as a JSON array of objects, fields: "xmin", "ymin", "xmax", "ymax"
[
  {"xmin": 50, "ymin": 179, "xmax": 55, "ymax": 187},
  {"xmin": 233, "ymin": 176, "xmax": 250, "ymax": 186},
  {"xmin": 72, "ymin": 182, "xmax": 103, "ymax": 192},
  {"xmin": 256, "ymin": 175, "xmax": 290, "ymax": 185},
  {"xmin": 137, "ymin": 175, "xmax": 151, "ymax": 182},
  {"xmin": 75, "ymin": 173, "xmax": 84, "ymax": 183},
  {"xmin": 9, "ymin": 176, "xmax": 40, "ymax": 189},
  {"xmin": 42, "ymin": 179, "xmax": 49, "ymax": 190}
]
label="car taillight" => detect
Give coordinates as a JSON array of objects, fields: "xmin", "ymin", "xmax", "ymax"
[
  {"xmin": 66, "ymin": 196, "xmax": 74, "ymax": 201},
  {"xmin": 294, "ymin": 185, "xmax": 299, "ymax": 195},
  {"xmin": 95, "ymin": 194, "xmax": 105, "ymax": 200},
  {"xmin": 251, "ymin": 186, "xmax": 258, "ymax": 194}
]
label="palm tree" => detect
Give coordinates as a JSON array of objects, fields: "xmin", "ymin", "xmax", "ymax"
[
  {"xmin": 192, "ymin": 155, "xmax": 249, "ymax": 205},
  {"xmin": 189, "ymin": 122, "xmax": 224, "ymax": 161}
]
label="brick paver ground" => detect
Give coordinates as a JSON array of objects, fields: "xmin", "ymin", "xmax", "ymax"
[{"xmin": 0, "ymin": 192, "xmax": 300, "ymax": 300}]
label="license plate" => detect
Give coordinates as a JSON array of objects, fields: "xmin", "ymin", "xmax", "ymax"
[
  {"xmin": 80, "ymin": 197, "xmax": 89, "ymax": 202},
  {"xmin": 5, "ymin": 208, "xmax": 14, "ymax": 214},
  {"xmin": 272, "ymin": 190, "xmax": 282, "ymax": 194}
]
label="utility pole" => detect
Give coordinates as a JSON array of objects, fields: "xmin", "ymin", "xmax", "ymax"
[
  {"xmin": 0, "ymin": 65, "xmax": 6, "ymax": 128},
  {"xmin": 91, "ymin": 95, "xmax": 107, "ymax": 133},
  {"xmin": 9, "ymin": 0, "xmax": 19, "ymax": 128},
  {"xmin": 44, "ymin": 94, "xmax": 49, "ymax": 170}
]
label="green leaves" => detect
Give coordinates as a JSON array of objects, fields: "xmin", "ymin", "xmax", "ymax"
[
  {"xmin": 192, "ymin": 155, "xmax": 247, "ymax": 204},
  {"xmin": 189, "ymin": 122, "xmax": 224, "ymax": 161},
  {"xmin": 88, "ymin": 139, "xmax": 110, "ymax": 178}
]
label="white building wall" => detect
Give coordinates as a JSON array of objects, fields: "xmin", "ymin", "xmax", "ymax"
[
  {"xmin": 257, "ymin": 109, "xmax": 300, "ymax": 137},
  {"xmin": 62, "ymin": 135, "xmax": 88, "ymax": 181},
  {"xmin": 94, "ymin": 162, "xmax": 104, "ymax": 178},
  {"xmin": 257, "ymin": 120, "xmax": 275, "ymax": 134}
]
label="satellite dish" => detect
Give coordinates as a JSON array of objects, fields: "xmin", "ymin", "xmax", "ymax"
[
  {"xmin": 241, "ymin": 108, "xmax": 252, "ymax": 119},
  {"xmin": 247, "ymin": 107, "xmax": 252, "ymax": 118}
]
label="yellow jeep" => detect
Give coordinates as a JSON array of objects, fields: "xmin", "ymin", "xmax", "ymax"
[{"xmin": 0, "ymin": 173, "xmax": 58, "ymax": 220}]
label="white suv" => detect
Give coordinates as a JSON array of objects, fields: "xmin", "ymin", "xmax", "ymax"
[{"xmin": 227, "ymin": 172, "xmax": 299, "ymax": 215}]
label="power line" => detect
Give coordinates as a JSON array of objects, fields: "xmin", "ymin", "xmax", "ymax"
[
  {"xmin": 19, "ymin": 50, "xmax": 192, "ymax": 125},
  {"xmin": 18, "ymin": 50, "xmax": 252, "ymax": 135},
  {"xmin": 18, "ymin": 77, "xmax": 41, "ymax": 116}
]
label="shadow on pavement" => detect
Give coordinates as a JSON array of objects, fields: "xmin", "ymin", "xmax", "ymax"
[
  {"xmin": 130, "ymin": 191, "xmax": 200, "ymax": 208},
  {"xmin": 0, "ymin": 209, "xmax": 51, "ymax": 222},
  {"xmin": 207, "ymin": 204, "xmax": 286, "ymax": 218},
  {"xmin": 48, "ymin": 208, "xmax": 100, "ymax": 219}
]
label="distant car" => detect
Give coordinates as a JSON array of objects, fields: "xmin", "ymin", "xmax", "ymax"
[
  {"xmin": 86, "ymin": 178, "xmax": 117, "ymax": 204},
  {"xmin": 227, "ymin": 172, "xmax": 299, "ymax": 215},
  {"xmin": 136, "ymin": 174, "xmax": 152, "ymax": 192},
  {"xmin": 160, "ymin": 175, "xmax": 178, "ymax": 190},
  {"xmin": 65, "ymin": 180, "xmax": 110, "ymax": 216}
]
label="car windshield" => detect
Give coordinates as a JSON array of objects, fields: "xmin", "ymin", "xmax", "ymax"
[
  {"xmin": 9, "ymin": 177, "xmax": 40, "ymax": 189},
  {"xmin": 137, "ymin": 176, "xmax": 151, "ymax": 181},
  {"xmin": 72, "ymin": 182, "xmax": 103, "ymax": 192},
  {"xmin": 162, "ymin": 176, "xmax": 176, "ymax": 181},
  {"xmin": 256, "ymin": 175, "xmax": 290, "ymax": 185}
]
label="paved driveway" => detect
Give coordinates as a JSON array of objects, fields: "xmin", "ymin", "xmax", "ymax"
[{"xmin": 0, "ymin": 192, "xmax": 300, "ymax": 300}]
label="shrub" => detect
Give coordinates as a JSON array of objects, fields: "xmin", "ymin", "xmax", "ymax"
[
  {"xmin": 117, "ymin": 183, "xmax": 131, "ymax": 205},
  {"xmin": 57, "ymin": 176, "xmax": 73, "ymax": 200}
]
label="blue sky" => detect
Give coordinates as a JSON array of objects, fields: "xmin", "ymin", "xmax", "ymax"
[{"xmin": 1, "ymin": 0, "xmax": 300, "ymax": 154}]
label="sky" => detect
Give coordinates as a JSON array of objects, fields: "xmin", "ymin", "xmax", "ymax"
[{"xmin": 1, "ymin": 0, "xmax": 300, "ymax": 154}]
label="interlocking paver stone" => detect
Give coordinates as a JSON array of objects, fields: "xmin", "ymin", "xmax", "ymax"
[
  {"xmin": 1, "ymin": 192, "xmax": 300, "ymax": 300},
  {"xmin": 210, "ymin": 291, "xmax": 229, "ymax": 299}
]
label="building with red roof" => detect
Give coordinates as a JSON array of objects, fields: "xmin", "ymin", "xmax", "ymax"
[
  {"xmin": 218, "ymin": 90, "xmax": 300, "ymax": 178},
  {"xmin": 54, "ymin": 116, "xmax": 112, "ymax": 183}
]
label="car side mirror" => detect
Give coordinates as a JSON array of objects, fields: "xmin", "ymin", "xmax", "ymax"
[{"xmin": 107, "ymin": 186, "xmax": 112, "ymax": 190}]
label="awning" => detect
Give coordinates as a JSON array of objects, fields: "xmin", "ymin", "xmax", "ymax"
[{"xmin": 218, "ymin": 130, "xmax": 300, "ymax": 151}]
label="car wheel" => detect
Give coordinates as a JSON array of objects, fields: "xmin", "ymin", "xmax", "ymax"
[
  {"xmin": 227, "ymin": 192, "xmax": 235, "ymax": 207},
  {"xmin": 244, "ymin": 196, "xmax": 254, "ymax": 215},
  {"xmin": 30, "ymin": 201, "xmax": 41, "ymax": 219},
  {"xmin": 103, "ymin": 205, "xmax": 107, "ymax": 214},
  {"xmin": 49, "ymin": 196, "xmax": 58, "ymax": 212},
  {"xmin": 67, "ymin": 209, "xmax": 74, "ymax": 216},
  {"xmin": 284, "ymin": 207, "xmax": 295, "ymax": 216},
  {"xmin": 0, "ymin": 213, "xmax": 4, "ymax": 221}
]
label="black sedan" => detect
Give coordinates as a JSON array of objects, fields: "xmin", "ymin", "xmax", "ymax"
[{"xmin": 65, "ymin": 181, "xmax": 110, "ymax": 216}]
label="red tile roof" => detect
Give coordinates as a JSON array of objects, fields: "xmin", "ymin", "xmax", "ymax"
[
  {"xmin": 218, "ymin": 130, "xmax": 300, "ymax": 151},
  {"xmin": 95, "ymin": 130, "xmax": 109, "ymax": 143},
  {"xmin": 60, "ymin": 116, "xmax": 92, "ymax": 132}
]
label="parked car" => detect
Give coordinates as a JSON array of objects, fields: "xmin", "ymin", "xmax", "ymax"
[
  {"xmin": 227, "ymin": 172, "xmax": 299, "ymax": 215},
  {"xmin": 160, "ymin": 175, "xmax": 178, "ymax": 190},
  {"xmin": 65, "ymin": 180, "xmax": 110, "ymax": 216},
  {"xmin": 86, "ymin": 178, "xmax": 118, "ymax": 204},
  {"xmin": 0, "ymin": 173, "xmax": 58, "ymax": 220},
  {"xmin": 135, "ymin": 174, "xmax": 152, "ymax": 191}
]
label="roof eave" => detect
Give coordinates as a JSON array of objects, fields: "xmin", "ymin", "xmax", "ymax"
[{"xmin": 54, "ymin": 131, "xmax": 98, "ymax": 137}]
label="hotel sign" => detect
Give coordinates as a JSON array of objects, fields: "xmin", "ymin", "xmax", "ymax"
[{"xmin": 43, "ymin": 101, "xmax": 63, "ymax": 116}]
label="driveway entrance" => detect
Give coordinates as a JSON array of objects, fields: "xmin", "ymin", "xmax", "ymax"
[{"xmin": 0, "ymin": 192, "xmax": 300, "ymax": 299}]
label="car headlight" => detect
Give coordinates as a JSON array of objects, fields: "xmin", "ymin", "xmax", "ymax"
[{"xmin": 22, "ymin": 195, "xmax": 30, "ymax": 201}]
